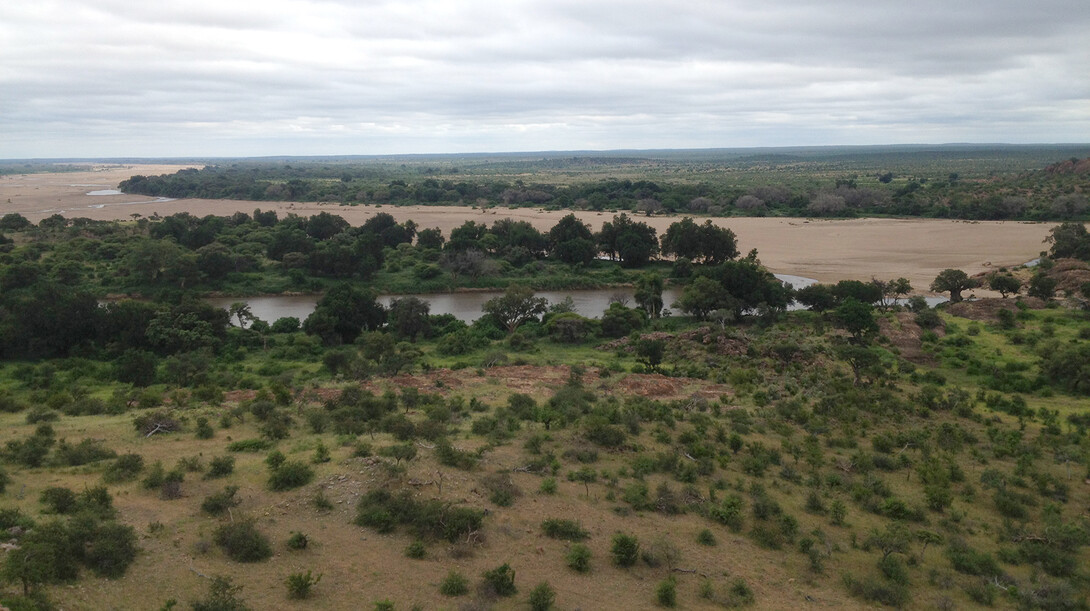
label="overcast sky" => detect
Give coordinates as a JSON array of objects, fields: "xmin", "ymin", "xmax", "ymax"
[{"xmin": 2, "ymin": 0, "xmax": 1088, "ymax": 158}]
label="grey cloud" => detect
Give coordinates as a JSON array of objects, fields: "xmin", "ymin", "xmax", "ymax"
[{"xmin": 0, "ymin": 0, "xmax": 1087, "ymax": 157}]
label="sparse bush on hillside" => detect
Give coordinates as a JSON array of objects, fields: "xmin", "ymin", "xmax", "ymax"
[{"xmin": 214, "ymin": 520, "xmax": 272, "ymax": 563}]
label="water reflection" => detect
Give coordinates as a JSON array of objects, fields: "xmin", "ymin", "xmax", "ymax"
[{"xmin": 207, "ymin": 273, "xmax": 817, "ymax": 323}]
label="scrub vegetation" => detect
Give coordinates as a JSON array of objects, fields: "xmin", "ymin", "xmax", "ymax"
[{"xmin": 0, "ymin": 152, "xmax": 1088, "ymax": 609}]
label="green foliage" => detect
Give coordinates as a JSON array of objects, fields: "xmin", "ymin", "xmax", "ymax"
[
  {"xmin": 481, "ymin": 563, "xmax": 517, "ymax": 597},
  {"xmin": 205, "ymin": 456, "xmax": 235, "ymax": 479},
  {"xmin": 191, "ymin": 576, "xmax": 250, "ymax": 611},
  {"xmin": 201, "ymin": 486, "xmax": 240, "ymax": 516},
  {"xmin": 656, "ymin": 577, "xmax": 677, "ymax": 607},
  {"xmin": 439, "ymin": 571, "xmax": 469, "ymax": 596},
  {"xmin": 541, "ymin": 519, "xmax": 589, "ymax": 541},
  {"xmin": 213, "ymin": 520, "xmax": 272, "ymax": 563},
  {"xmin": 103, "ymin": 453, "xmax": 144, "ymax": 483},
  {"xmin": 565, "ymin": 543, "xmax": 592, "ymax": 573},
  {"xmin": 226, "ymin": 438, "xmax": 270, "ymax": 452},
  {"xmin": 528, "ymin": 582, "xmax": 556, "ymax": 611},
  {"xmin": 267, "ymin": 461, "xmax": 314, "ymax": 491},
  {"xmin": 354, "ymin": 489, "xmax": 483, "ymax": 542},
  {"xmin": 285, "ymin": 532, "xmax": 309, "ymax": 551},
  {"xmin": 611, "ymin": 533, "xmax": 640, "ymax": 567},
  {"xmin": 285, "ymin": 570, "xmax": 321, "ymax": 600}
]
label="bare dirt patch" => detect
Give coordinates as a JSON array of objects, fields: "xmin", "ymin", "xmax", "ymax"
[
  {"xmin": 945, "ymin": 297, "xmax": 1046, "ymax": 322},
  {"xmin": 879, "ymin": 311, "xmax": 945, "ymax": 364}
]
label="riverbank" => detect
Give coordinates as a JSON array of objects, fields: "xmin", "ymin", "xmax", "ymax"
[{"xmin": 2, "ymin": 164, "xmax": 1056, "ymax": 291}]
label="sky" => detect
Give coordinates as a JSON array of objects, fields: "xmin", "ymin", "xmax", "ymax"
[{"xmin": 2, "ymin": 0, "xmax": 1089, "ymax": 158}]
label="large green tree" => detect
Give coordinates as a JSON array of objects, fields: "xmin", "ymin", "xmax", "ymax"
[
  {"xmin": 930, "ymin": 269, "xmax": 976, "ymax": 303},
  {"xmin": 482, "ymin": 285, "xmax": 548, "ymax": 334}
]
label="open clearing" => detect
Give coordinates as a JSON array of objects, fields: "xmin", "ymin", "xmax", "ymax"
[{"xmin": 2, "ymin": 164, "xmax": 1055, "ymax": 290}]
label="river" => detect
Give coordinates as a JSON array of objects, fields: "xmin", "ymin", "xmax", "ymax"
[{"xmin": 205, "ymin": 274, "xmax": 824, "ymax": 324}]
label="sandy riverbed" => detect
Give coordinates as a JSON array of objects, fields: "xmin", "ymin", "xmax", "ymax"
[{"xmin": 1, "ymin": 164, "xmax": 1055, "ymax": 290}]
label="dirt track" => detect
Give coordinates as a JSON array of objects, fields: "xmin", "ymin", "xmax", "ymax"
[{"xmin": 1, "ymin": 164, "xmax": 1055, "ymax": 289}]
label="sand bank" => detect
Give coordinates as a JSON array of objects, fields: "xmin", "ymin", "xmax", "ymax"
[{"xmin": 1, "ymin": 165, "xmax": 1054, "ymax": 290}]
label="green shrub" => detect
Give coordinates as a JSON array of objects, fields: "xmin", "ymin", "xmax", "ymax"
[
  {"xmin": 946, "ymin": 539, "xmax": 1000, "ymax": 577},
  {"xmin": 40, "ymin": 487, "xmax": 78, "ymax": 514},
  {"xmin": 285, "ymin": 570, "xmax": 321, "ymax": 600},
  {"xmin": 539, "ymin": 477, "xmax": 558, "ymax": 494},
  {"xmin": 268, "ymin": 461, "xmax": 314, "ymax": 491},
  {"xmin": 354, "ymin": 490, "xmax": 483, "ymax": 542},
  {"xmin": 566, "ymin": 543, "xmax": 592, "ymax": 573},
  {"xmin": 611, "ymin": 533, "xmax": 640, "ymax": 567},
  {"xmin": 528, "ymin": 581, "xmax": 556, "ymax": 611},
  {"xmin": 286, "ymin": 532, "xmax": 309, "ymax": 550},
  {"xmin": 213, "ymin": 520, "xmax": 272, "ymax": 563},
  {"xmin": 195, "ymin": 417, "xmax": 214, "ymax": 439},
  {"xmin": 439, "ymin": 571, "xmax": 469, "ymax": 596},
  {"xmin": 481, "ymin": 563, "xmax": 517, "ymax": 597},
  {"xmin": 103, "ymin": 453, "xmax": 144, "ymax": 483},
  {"xmin": 697, "ymin": 529, "xmax": 717, "ymax": 546},
  {"xmin": 541, "ymin": 518, "xmax": 588, "ymax": 541},
  {"xmin": 201, "ymin": 486, "xmax": 240, "ymax": 516},
  {"xmin": 227, "ymin": 438, "xmax": 271, "ymax": 452},
  {"xmin": 205, "ymin": 456, "xmax": 235, "ymax": 479},
  {"xmin": 192, "ymin": 576, "xmax": 250, "ymax": 611},
  {"xmin": 656, "ymin": 577, "xmax": 677, "ymax": 607},
  {"xmin": 481, "ymin": 472, "xmax": 521, "ymax": 507},
  {"xmin": 84, "ymin": 521, "xmax": 138, "ymax": 578},
  {"xmin": 404, "ymin": 540, "xmax": 426, "ymax": 559}
]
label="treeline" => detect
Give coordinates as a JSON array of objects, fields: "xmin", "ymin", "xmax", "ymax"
[{"xmin": 119, "ymin": 160, "xmax": 1090, "ymax": 220}]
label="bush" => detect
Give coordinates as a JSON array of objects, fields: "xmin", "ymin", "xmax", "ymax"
[
  {"xmin": 697, "ymin": 529, "xmax": 717, "ymax": 546},
  {"xmin": 656, "ymin": 577, "xmax": 677, "ymax": 607},
  {"xmin": 103, "ymin": 453, "xmax": 144, "ymax": 483},
  {"xmin": 227, "ymin": 438, "xmax": 271, "ymax": 452},
  {"xmin": 214, "ymin": 520, "xmax": 272, "ymax": 563},
  {"xmin": 195, "ymin": 417, "xmax": 214, "ymax": 439},
  {"xmin": 529, "ymin": 581, "xmax": 556, "ymax": 611},
  {"xmin": 481, "ymin": 472, "xmax": 521, "ymax": 507},
  {"xmin": 205, "ymin": 455, "xmax": 235, "ymax": 479},
  {"xmin": 566, "ymin": 543, "xmax": 592, "ymax": 573},
  {"xmin": 192, "ymin": 576, "xmax": 250, "ymax": 611},
  {"xmin": 40, "ymin": 487, "xmax": 78, "ymax": 514},
  {"xmin": 354, "ymin": 490, "xmax": 483, "ymax": 542},
  {"xmin": 439, "ymin": 571, "xmax": 469, "ymax": 596},
  {"xmin": 201, "ymin": 486, "xmax": 240, "ymax": 516},
  {"xmin": 541, "ymin": 518, "xmax": 588, "ymax": 541},
  {"xmin": 946, "ymin": 539, "xmax": 1000, "ymax": 577},
  {"xmin": 268, "ymin": 461, "xmax": 314, "ymax": 491},
  {"xmin": 84, "ymin": 521, "xmax": 138, "ymax": 578},
  {"xmin": 404, "ymin": 540, "xmax": 426, "ymax": 559},
  {"xmin": 286, "ymin": 532, "xmax": 309, "ymax": 551},
  {"xmin": 481, "ymin": 563, "xmax": 517, "ymax": 597},
  {"xmin": 611, "ymin": 533, "xmax": 640, "ymax": 567},
  {"xmin": 285, "ymin": 570, "xmax": 321, "ymax": 600}
]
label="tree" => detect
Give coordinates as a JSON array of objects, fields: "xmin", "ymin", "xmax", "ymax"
[
  {"xmin": 228, "ymin": 302, "xmax": 255, "ymax": 328},
  {"xmin": 1046, "ymin": 222, "xmax": 1090, "ymax": 260},
  {"xmin": 303, "ymin": 284, "xmax": 386, "ymax": 345},
  {"xmin": 387, "ymin": 296, "xmax": 431, "ymax": 341},
  {"xmin": 635, "ymin": 338, "xmax": 666, "ymax": 372},
  {"xmin": 545, "ymin": 213, "xmax": 596, "ymax": 265},
  {"xmin": 597, "ymin": 214, "xmax": 658, "ymax": 267},
  {"xmin": 988, "ymin": 274, "xmax": 1021, "ymax": 298},
  {"xmin": 930, "ymin": 269, "xmax": 976, "ymax": 303},
  {"xmin": 661, "ymin": 218, "xmax": 738, "ymax": 264},
  {"xmin": 1028, "ymin": 272, "xmax": 1057, "ymax": 301},
  {"xmin": 634, "ymin": 273, "xmax": 665, "ymax": 319},
  {"xmin": 482, "ymin": 285, "xmax": 548, "ymax": 334},
  {"xmin": 416, "ymin": 227, "xmax": 445, "ymax": 250},
  {"xmin": 795, "ymin": 284, "xmax": 837, "ymax": 312},
  {"xmin": 834, "ymin": 298, "xmax": 879, "ymax": 344}
]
